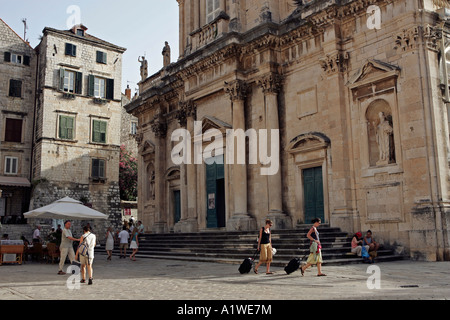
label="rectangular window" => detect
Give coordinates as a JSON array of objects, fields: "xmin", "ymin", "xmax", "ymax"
[
  {"xmin": 206, "ymin": 0, "xmax": 221, "ymax": 23},
  {"xmin": 59, "ymin": 69, "xmax": 82, "ymax": 94},
  {"xmin": 91, "ymin": 159, "xmax": 106, "ymax": 178},
  {"xmin": 65, "ymin": 43, "xmax": 77, "ymax": 57},
  {"xmin": 64, "ymin": 70, "xmax": 75, "ymax": 93},
  {"xmin": 4, "ymin": 118, "xmax": 23, "ymax": 143},
  {"xmin": 131, "ymin": 121, "xmax": 138, "ymax": 135},
  {"xmin": 92, "ymin": 119, "xmax": 107, "ymax": 144},
  {"xmin": 8, "ymin": 79, "xmax": 22, "ymax": 98},
  {"xmin": 94, "ymin": 77, "xmax": 106, "ymax": 98},
  {"xmin": 96, "ymin": 51, "xmax": 107, "ymax": 64},
  {"xmin": 58, "ymin": 115, "xmax": 75, "ymax": 140},
  {"xmin": 4, "ymin": 157, "xmax": 18, "ymax": 175}
]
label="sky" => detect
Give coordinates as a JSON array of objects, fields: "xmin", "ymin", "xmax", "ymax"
[{"xmin": 1, "ymin": 0, "xmax": 180, "ymax": 94}]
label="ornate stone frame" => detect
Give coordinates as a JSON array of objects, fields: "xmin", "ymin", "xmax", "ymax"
[{"xmin": 286, "ymin": 132, "xmax": 331, "ymax": 224}]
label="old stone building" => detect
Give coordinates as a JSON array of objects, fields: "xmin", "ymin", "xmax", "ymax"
[
  {"xmin": 0, "ymin": 18, "xmax": 36, "ymax": 224},
  {"xmin": 30, "ymin": 24, "xmax": 126, "ymax": 229},
  {"xmin": 126, "ymin": 0, "xmax": 450, "ymax": 261}
]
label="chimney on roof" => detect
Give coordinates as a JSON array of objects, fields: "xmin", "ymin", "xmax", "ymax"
[{"xmin": 125, "ymin": 85, "xmax": 132, "ymax": 100}]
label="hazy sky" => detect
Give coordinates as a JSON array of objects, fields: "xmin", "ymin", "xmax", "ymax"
[{"xmin": 1, "ymin": 0, "xmax": 180, "ymax": 94}]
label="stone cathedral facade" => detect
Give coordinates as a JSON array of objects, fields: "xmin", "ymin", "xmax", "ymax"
[{"xmin": 126, "ymin": 0, "xmax": 450, "ymax": 261}]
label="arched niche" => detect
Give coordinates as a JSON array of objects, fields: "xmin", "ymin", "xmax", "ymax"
[{"xmin": 365, "ymin": 99, "xmax": 396, "ymax": 167}]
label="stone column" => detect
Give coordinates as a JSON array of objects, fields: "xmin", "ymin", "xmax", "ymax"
[
  {"xmin": 225, "ymin": 80, "xmax": 256, "ymax": 231},
  {"xmin": 174, "ymin": 100, "xmax": 198, "ymax": 233},
  {"xmin": 176, "ymin": 0, "xmax": 185, "ymax": 58},
  {"xmin": 151, "ymin": 107, "xmax": 168, "ymax": 233},
  {"xmin": 258, "ymin": 73, "xmax": 292, "ymax": 229}
]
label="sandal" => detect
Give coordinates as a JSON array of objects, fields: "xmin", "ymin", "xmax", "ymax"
[
  {"xmin": 254, "ymin": 268, "xmax": 258, "ymax": 274},
  {"xmin": 317, "ymin": 273, "xmax": 327, "ymax": 277},
  {"xmin": 266, "ymin": 272, "xmax": 274, "ymax": 275},
  {"xmin": 300, "ymin": 267, "xmax": 305, "ymax": 277}
]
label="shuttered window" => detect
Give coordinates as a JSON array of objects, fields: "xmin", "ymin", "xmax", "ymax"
[
  {"xmin": 58, "ymin": 115, "xmax": 75, "ymax": 140},
  {"xmin": 9, "ymin": 79, "xmax": 22, "ymax": 98},
  {"xmin": 92, "ymin": 120, "xmax": 107, "ymax": 144},
  {"xmin": 96, "ymin": 51, "xmax": 107, "ymax": 64},
  {"xmin": 92, "ymin": 159, "xmax": 106, "ymax": 178},
  {"xmin": 88, "ymin": 75, "xmax": 114, "ymax": 100},
  {"xmin": 4, "ymin": 118, "xmax": 23, "ymax": 143},
  {"xmin": 65, "ymin": 43, "xmax": 77, "ymax": 57},
  {"xmin": 59, "ymin": 69, "xmax": 82, "ymax": 94}
]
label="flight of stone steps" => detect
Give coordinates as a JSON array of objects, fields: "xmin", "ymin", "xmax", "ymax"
[{"xmin": 105, "ymin": 225, "xmax": 406, "ymax": 267}]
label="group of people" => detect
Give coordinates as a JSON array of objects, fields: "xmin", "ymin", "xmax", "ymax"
[
  {"xmin": 104, "ymin": 220, "xmax": 144, "ymax": 261},
  {"xmin": 253, "ymin": 218, "xmax": 380, "ymax": 276},
  {"xmin": 254, "ymin": 218, "xmax": 326, "ymax": 277},
  {"xmin": 351, "ymin": 230, "xmax": 379, "ymax": 263},
  {"xmin": 57, "ymin": 221, "xmax": 96, "ymax": 286}
]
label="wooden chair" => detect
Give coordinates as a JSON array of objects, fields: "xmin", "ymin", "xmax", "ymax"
[
  {"xmin": 46, "ymin": 243, "xmax": 59, "ymax": 264},
  {"xmin": 30, "ymin": 243, "xmax": 43, "ymax": 262}
]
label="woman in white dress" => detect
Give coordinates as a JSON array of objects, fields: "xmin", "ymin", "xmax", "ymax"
[{"xmin": 105, "ymin": 227, "xmax": 115, "ymax": 261}]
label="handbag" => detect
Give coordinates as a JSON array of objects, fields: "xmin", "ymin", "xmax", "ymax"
[{"xmin": 272, "ymin": 247, "xmax": 277, "ymax": 256}]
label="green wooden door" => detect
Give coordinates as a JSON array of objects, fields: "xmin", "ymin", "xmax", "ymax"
[
  {"xmin": 303, "ymin": 167, "xmax": 324, "ymax": 223},
  {"xmin": 173, "ymin": 190, "xmax": 181, "ymax": 224},
  {"xmin": 206, "ymin": 155, "xmax": 225, "ymax": 228}
]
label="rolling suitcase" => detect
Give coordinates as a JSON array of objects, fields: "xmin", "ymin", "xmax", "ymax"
[
  {"xmin": 284, "ymin": 255, "xmax": 308, "ymax": 275},
  {"xmin": 284, "ymin": 258, "xmax": 301, "ymax": 275},
  {"xmin": 238, "ymin": 250, "xmax": 258, "ymax": 274}
]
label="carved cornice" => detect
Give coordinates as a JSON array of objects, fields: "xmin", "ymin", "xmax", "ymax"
[
  {"xmin": 180, "ymin": 44, "xmax": 241, "ymax": 79},
  {"xmin": 225, "ymin": 80, "xmax": 248, "ymax": 102}
]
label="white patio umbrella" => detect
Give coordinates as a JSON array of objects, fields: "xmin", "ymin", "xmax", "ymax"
[{"xmin": 24, "ymin": 197, "xmax": 108, "ymax": 220}]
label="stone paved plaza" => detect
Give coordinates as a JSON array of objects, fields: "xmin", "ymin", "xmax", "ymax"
[{"xmin": 0, "ymin": 253, "xmax": 449, "ymax": 302}]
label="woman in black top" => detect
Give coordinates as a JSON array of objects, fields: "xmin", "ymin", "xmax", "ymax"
[{"xmin": 254, "ymin": 219, "xmax": 274, "ymax": 275}]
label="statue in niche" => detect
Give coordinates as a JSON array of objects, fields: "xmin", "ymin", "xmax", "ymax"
[
  {"xmin": 138, "ymin": 56, "xmax": 148, "ymax": 81},
  {"xmin": 149, "ymin": 170, "xmax": 155, "ymax": 201},
  {"xmin": 162, "ymin": 42, "xmax": 171, "ymax": 68},
  {"xmin": 375, "ymin": 112, "xmax": 394, "ymax": 165}
]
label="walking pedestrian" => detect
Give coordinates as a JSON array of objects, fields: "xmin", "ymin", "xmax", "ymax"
[
  {"xmin": 105, "ymin": 227, "xmax": 115, "ymax": 261},
  {"xmin": 118, "ymin": 226, "xmax": 129, "ymax": 259},
  {"xmin": 58, "ymin": 221, "xmax": 78, "ymax": 275},
  {"xmin": 301, "ymin": 218, "xmax": 326, "ymax": 277},
  {"xmin": 129, "ymin": 228, "xmax": 139, "ymax": 261},
  {"xmin": 77, "ymin": 226, "xmax": 96, "ymax": 285},
  {"xmin": 254, "ymin": 219, "xmax": 274, "ymax": 275}
]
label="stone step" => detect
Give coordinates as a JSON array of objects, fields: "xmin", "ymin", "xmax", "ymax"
[{"xmin": 105, "ymin": 227, "xmax": 405, "ymax": 266}]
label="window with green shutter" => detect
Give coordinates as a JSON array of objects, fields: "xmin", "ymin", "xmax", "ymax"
[
  {"xmin": 65, "ymin": 43, "xmax": 77, "ymax": 57},
  {"xmin": 91, "ymin": 159, "xmax": 106, "ymax": 178},
  {"xmin": 59, "ymin": 115, "xmax": 75, "ymax": 140},
  {"xmin": 96, "ymin": 51, "xmax": 107, "ymax": 64},
  {"xmin": 92, "ymin": 120, "xmax": 107, "ymax": 143}
]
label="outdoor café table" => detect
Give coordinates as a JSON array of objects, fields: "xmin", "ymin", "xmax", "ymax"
[{"xmin": 0, "ymin": 240, "xmax": 24, "ymax": 266}]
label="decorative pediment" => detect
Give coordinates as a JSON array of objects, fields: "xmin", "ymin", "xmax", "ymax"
[
  {"xmin": 200, "ymin": 116, "xmax": 232, "ymax": 134},
  {"xmin": 347, "ymin": 59, "xmax": 401, "ymax": 88},
  {"xmin": 287, "ymin": 132, "xmax": 330, "ymax": 154},
  {"xmin": 139, "ymin": 140, "xmax": 155, "ymax": 156}
]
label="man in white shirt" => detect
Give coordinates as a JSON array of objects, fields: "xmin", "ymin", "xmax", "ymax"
[
  {"xmin": 118, "ymin": 226, "xmax": 130, "ymax": 259},
  {"xmin": 32, "ymin": 225, "xmax": 42, "ymax": 243},
  {"xmin": 58, "ymin": 221, "xmax": 79, "ymax": 275},
  {"xmin": 78, "ymin": 226, "xmax": 97, "ymax": 285}
]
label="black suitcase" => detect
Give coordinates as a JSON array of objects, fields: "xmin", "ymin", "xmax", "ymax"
[
  {"xmin": 238, "ymin": 250, "xmax": 258, "ymax": 274},
  {"xmin": 284, "ymin": 258, "xmax": 301, "ymax": 275}
]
